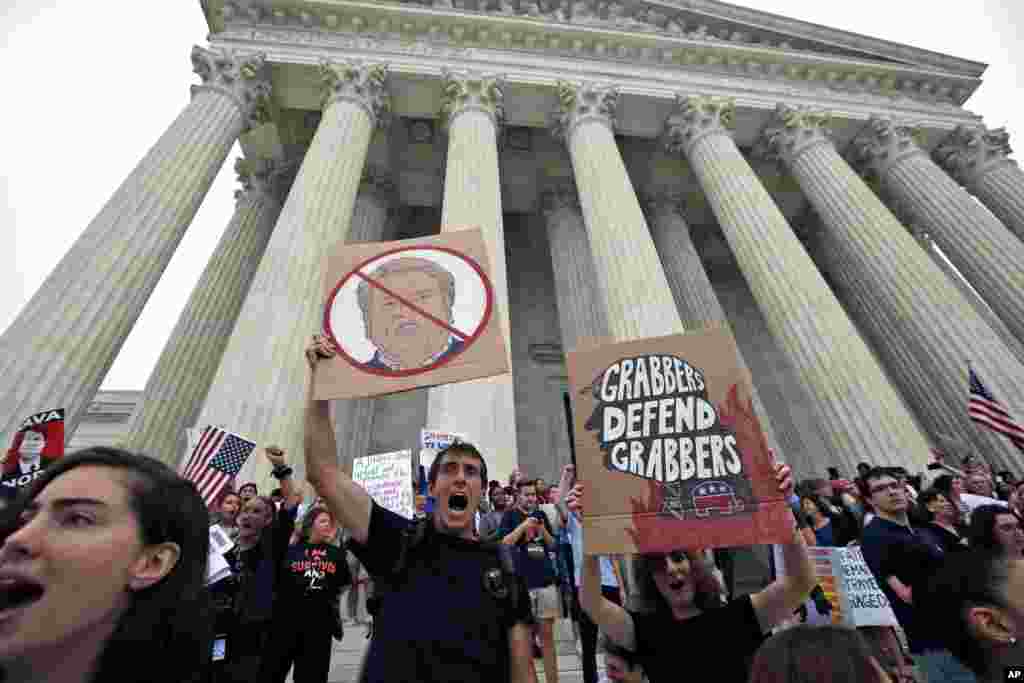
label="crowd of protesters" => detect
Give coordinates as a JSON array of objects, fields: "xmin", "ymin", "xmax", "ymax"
[{"xmin": 0, "ymin": 334, "xmax": 1021, "ymax": 683}]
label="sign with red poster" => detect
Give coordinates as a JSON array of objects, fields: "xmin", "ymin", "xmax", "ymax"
[
  {"xmin": 2, "ymin": 409, "xmax": 66, "ymax": 493},
  {"xmin": 566, "ymin": 327, "xmax": 794, "ymax": 555}
]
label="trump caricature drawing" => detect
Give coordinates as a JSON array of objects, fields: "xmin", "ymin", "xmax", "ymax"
[{"xmin": 355, "ymin": 257, "xmax": 466, "ymax": 373}]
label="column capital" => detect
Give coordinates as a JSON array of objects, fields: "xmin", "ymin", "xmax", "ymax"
[
  {"xmin": 359, "ymin": 165, "xmax": 397, "ymax": 201},
  {"xmin": 848, "ymin": 115, "xmax": 928, "ymax": 182},
  {"xmin": 319, "ymin": 61, "xmax": 391, "ymax": 129},
  {"xmin": 933, "ymin": 124, "xmax": 1018, "ymax": 188},
  {"xmin": 234, "ymin": 157, "xmax": 299, "ymax": 206},
  {"xmin": 551, "ymin": 81, "xmax": 619, "ymax": 144},
  {"xmin": 190, "ymin": 46, "xmax": 271, "ymax": 131},
  {"xmin": 440, "ymin": 70, "xmax": 506, "ymax": 130},
  {"xmin": 539, "ymin": 180, "xmax": 581, "ymax": 218},
  {"xmin": 663, "ymin": 95, "xmax": 736, "ymax": 158},
  {"xmin": 758, "ymin": 104, "xmax": 836, "ymax": 166}
]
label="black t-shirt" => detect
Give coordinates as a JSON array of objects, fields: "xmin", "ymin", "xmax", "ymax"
[
  {"xmin": 277, "ymin": 542, "xmax": 351, "ymax": 622},
  {"xmin": 631, "ymin": 595, "xmax": 765, "ymax": 683},
  {"xmin": 348, "ymin": 502, "xmax": 534, "ymax": 683},
  {"xmin": 498, "ymin": 508, "xmax": 556, "ymax": 589},
  {"xmin": 860, "ymin": 517, "xmax": 944, "ymax": 653}
]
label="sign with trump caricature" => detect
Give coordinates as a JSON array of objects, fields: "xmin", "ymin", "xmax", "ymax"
[
  {"xmin": 315, "ymin": 228, "xmax": 510, "ymax": 400},
  {"xmin": 566, "ymin": 327, "xmax": 794, "ymax": 555}
]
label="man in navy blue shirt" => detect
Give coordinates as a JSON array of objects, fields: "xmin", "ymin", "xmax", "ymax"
[
  {"xmin": 859, "ymin": 467, "xmax": 972, "ymax": 682},
  {"xmin": 500, "ymin": 479, "xmax": 560, "ymax": 683},
  {"xmin": 302, "ymin": 336, "xmax": 536, "ymax": 683}
]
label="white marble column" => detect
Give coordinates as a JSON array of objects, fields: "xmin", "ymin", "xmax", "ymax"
[
  {"xmin": 425, "ymin": 70, "xmax": 518, "ymax": 483},
  {"xmin": 850, "ymin": 116, "xmax": 1024, "ymax": 345},
  {"xmin": 641, "ymin": 191, "xmax": 804, "ymax": 472},
  {"xmin": 332, "ymin": 166, "xmax": 396, "ymax": 477},
  {"xmin": 553, "ymin": 82, "xmax": 685, "ymax": 343},
  {"xmin": 540, "ymin": 181, "xmax": 611, "ymax": 351},
  {"xmin": 762, "ymin": 104, "xmax": 1024, "ymax": 472},
  {"xmin": 664, "ymin": 95, "xmax": 931, "ymax": 473},
  {"xmin": 124, "ymin": 158, "xmax": 286, "ymax": 464},
  {"xmin": 908, "ymin": 226, "xmax": 1024, "ymax": 365},
  {"xmin": 0, "ymin": 47, "xmax": 270, "ymax": 449},
  {"xmin": 197, "ymin": 61, "xmax": 391, "ymax": 490},
  {"xmin": 934, "ymin": 125, "xmax": 1024, "ymax": 243}
]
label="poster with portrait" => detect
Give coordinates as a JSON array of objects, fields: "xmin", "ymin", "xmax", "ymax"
[
  {"xmin": 2, "ymin": 409, "xmax": 66, "ymax": 494},
  {"xmin": 566, "ymin": 327, "xmax": 794, "ymax": 555},
  {"xmin": 315, "ymin": 228, "xmax": 510, "ymax": 400}
]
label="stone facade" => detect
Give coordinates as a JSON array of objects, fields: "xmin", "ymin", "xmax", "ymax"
[{"xmin": 8, "ymin": 0, "xmax": 1024, "ymax": 485}]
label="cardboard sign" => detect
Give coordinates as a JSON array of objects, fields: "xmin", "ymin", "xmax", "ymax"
[
  {"xmin": 353, "ymin": 450, "xmax": 415, "ymax": 520},
  {"xmin": 419, "ymin": 429, "xmax": 468, "ymax": 472},
  {"xmin": 315, "ymin": 229, "xmax": 510, "ymax": 400},
  {"xmin": 2, "ymin": 409, "xmax": 66, "ymax": 493},
  {"xmin": 566, "ymin": 327, "xmax": 793, "ymax": 555},
  {"xmin": 777, "ymin": 545, "xmax": 898, "ymax": 627}
]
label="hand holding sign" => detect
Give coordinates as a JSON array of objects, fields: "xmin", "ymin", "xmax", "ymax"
[{"xmin": 305, "ymin": 335, "xmax": 338, "ymax": 370}]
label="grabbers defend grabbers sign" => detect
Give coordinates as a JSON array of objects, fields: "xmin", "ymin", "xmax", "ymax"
[{"xmin": 566, "ymin": 327, "xmax": 794, "ymax": 555}]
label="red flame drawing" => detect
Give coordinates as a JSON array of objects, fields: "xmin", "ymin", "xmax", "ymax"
[{"xmin": 625, "ymin": 383, "xmax": 788, "ymax": 553}]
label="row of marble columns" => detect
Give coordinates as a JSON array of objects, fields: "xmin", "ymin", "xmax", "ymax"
[{"xmin": 4, "ymin": 47, "xmax": 1024, "ymax": 487}]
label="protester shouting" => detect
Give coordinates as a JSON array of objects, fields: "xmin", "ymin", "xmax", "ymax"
[
  {"xmin": 237, "ymin": 483, "xmax": 258, "ymax": 506},
  {"xmin": 748, "ymin": 625, "xmax": 893, "ymax": 683},
  {"xmin": 566, "ymin": 458, "xmax": 815, "ymax": 683},
  {"xmin": 0, "ymin": 447, "xmax": 212, "ymax": 683},
  {"xmin": 212, "ymin": 491, "xmax": 241, "ymax": 544},
  {"xmin": 969, "ymin": 504, "xmax": 1024, "ymax": 557},
  {"xmin": 264, "ymin": 506, "xmax": 352, "ymax": 683},
  {"xmin": 303, "ymin": 335, "xmax": 535, "ymax": 683},
  {"xmin": 918, "ymin": 551, "xmax": 1024, "ymax": 682},
  {"xmin": 500, "ymin": 478, "xmax": 561, "ymax": 682},
  {"xmin": 209, "ymin": 446, "xmax": 300, "ymax": 683}
]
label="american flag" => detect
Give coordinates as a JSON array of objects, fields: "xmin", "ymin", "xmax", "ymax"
[
  {"xmin": 181, "ymin": 426, "xmax": 257, "ymax": 506},
  {"xmin": 968, "ymin": 366, "xmax": 1024, "ymax": 452}
]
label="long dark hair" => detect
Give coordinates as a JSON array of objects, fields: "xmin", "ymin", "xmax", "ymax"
[
  {"xmin": 748, "ymin": 625, "xmax": 886, "ymax": 683},
  {"xmin": 0, "ymin": 447, "xmax": 212, "ymax": 683},
  {"xmin": 968, "ymin": 504, "xmax": 1014, "ymax": 553},
  {"xmin": 631, "ymin": 550, "xmax": 724, "ymax": 614}
]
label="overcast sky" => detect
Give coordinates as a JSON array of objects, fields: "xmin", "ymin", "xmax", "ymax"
[{"xmin": 2, "ymin": 1, "xmax": 1022, "ymax": 391}]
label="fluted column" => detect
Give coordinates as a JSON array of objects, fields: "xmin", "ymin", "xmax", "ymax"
[
  {"xmin": 124, "ymin": 158, "xmax": 286, "ymax": 464},
  {"xmin": 425, "ymin": 71, "xmax": 518, "ymax": 482},
  {"xmin": 197, "ymin": 61, "xmax": 391, "ymax": 490},
  {"xmin": 0, "ymin": 47, "xmax": 270, "ymax": 449},
  {"xmin": 850, "ymin": 116, "xmax": 1024, "ymax": 345},
  {"xmin": 908, "ymin": 227, "xmax": 1024, "ymax": 365},
  {"xmin": 641, "ymin": 192, "xmax": 803, "ymax": 471},
  {"xmin": 333, "ymin": 167, "xmax": 396, "ymax": 477},
  {"xmin": 553, "ymin": 82, "xmax": 684, "ymax": 343},
  {"xmin": 762, "ymin": 104, "xmax": 1024, "ymax": 472},
  {"xmin": 540, "ymin": 181, "xmax": 611, "ymax": 351},
  {"xmin": 935, "ymin": 125, "xmax": 1024, "ymax": 242},
  {"xmin": 664, "ymin": 96, "xmax": 931, "ymax": 473}
]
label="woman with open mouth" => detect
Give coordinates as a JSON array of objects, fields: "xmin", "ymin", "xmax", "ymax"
[
  {"xmin": 0, "ymin": 446, "xmax": 212, "ymax": 683},
  {"xmin": 567, "ymin": 459, "xmax": 816, "ymax": 683}
]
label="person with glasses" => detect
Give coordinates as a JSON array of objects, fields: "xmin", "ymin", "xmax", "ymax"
[
  {"xmin": 564, "ymin": 459, "xmax": 815, "ymax": 683},
  {"xmin": 859, "ymin": 467, "xmax": 970, "ymax": 682}
]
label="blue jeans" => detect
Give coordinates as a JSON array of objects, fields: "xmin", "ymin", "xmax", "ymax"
[{"xmin": 915, "ymin": 649, "xmax": 977, "ymax": 683}]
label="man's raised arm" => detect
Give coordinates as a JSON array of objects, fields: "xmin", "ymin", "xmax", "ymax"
[{"xmin": 304, "ymin": 335, "xmax": 373, "ymax": 545}]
